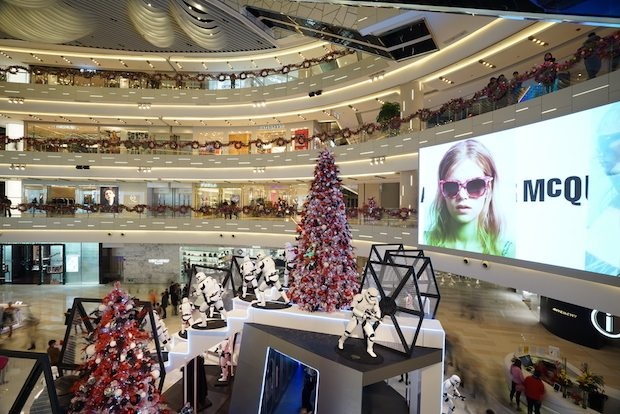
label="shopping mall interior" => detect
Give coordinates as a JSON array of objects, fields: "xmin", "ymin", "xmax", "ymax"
[{"xmin": 0, "ymin": 1, "xmax": 619, "ymax": 413}]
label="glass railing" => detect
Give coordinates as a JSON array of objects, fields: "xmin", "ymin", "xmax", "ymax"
[
  {"xmin": 5, "ymin": 203, "xmax": 417, "ymax": 228},
  {"xmin": 18, "ymin": 50, "xmax": 357, "ymax": 91},
  {"xmin": 1, "ymin": 31, "xmax": 618, "ymax": 155},
  {"xmin": 424, "ymin": 38, "xmax": 620, "ymax": 128}
]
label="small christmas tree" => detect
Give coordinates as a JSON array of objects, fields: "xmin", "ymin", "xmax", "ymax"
[
  {"xmin": 289, "ymin": 149, "xmax": 360, "ymax": 311},
  {"xmin": 69, "ymin": 282, "xmax": 169, "ymax": 413}
]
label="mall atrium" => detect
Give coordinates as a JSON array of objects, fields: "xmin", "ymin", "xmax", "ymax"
[{"xmin": 0, "ymin": 1, "xmax": 619, "ymax": 413}]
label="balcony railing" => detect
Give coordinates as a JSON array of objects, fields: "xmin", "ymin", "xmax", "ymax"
[
  {"xmin": 3, "ymin": 31, "xmax": 619, "ymax": 156},
  {"xmin": 5, "ymin": 202, "xmax": 417, "ymax": 228}
]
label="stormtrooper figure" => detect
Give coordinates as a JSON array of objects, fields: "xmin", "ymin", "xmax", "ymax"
[
  {"xmin": 194, "ymin": 272, "xmax": 227, "ymax": 325},
  {"xmin": 338, "ymin": 287, "xmax": 382, "ymax": 357},
  {"xmin": 179, "ymin": 297, "xmax": 193, "ymax": 335},
  {"xmin": 442, "ymin": 374, "xmax": 463, "ymax": 413},
  {"xmin": 154, "ymin": 311, "xmax": 173, "ymax": 352},
  {"xmin": 240, "ymin": 256, "xmax": 258, "ymax": 298},
  {"xmin": 216, "ymin": 331, "xmax": 242, "ymax": 383},
  {"xmin": 283, "ymin": 242, "xmax": 297, "ymax": 287},
  {"xmin": 255, "ymin": 252, "xmax": 289, "ymax": 307}
]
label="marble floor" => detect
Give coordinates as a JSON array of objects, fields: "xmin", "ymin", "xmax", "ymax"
[{"xmin": 1, "ymin": 280, "xmax": 619, "ymax": 413}]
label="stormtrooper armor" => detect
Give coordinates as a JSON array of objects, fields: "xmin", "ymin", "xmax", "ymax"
[
  {"xmin": 216, "ymin": 331, "xmax": 241, "ymax": 383},
  {"xmin": 194, "ymin": 274, "xmax": 227, "ymax": 325},
  {"xmin": 338, "ymin": 287, "xmax": 382, "ymax": 357},
  {"xmin": 442, "ymin": 374, "xmax": 463, "ymax": 413},
  {"xmin": 283, "ymin": 242, "xmax": 296, "ymax": 287},
  {"xmin": 240, "ymin": 255, "xmax": 258, "ymax": 298},
  {"xmin": 179, "ymin": 297, "xmax": 193, "ymax": 334},
  {"xmin": 255, "ymin": 252, "xmax": 289, "ymax": 306},
  {"xmin": 154, "ymin": 312, "xmax": 172, "ymax": 352}
]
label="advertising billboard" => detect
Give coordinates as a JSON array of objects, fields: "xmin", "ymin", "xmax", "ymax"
[{"xmin": 418, "ymin": 101, "xmax": 620, "ymax": 277}]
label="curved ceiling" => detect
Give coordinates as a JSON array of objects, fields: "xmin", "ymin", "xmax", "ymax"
[{"xmin": 0, "ymin": 0, "xmax": 280, "ymax": 53}]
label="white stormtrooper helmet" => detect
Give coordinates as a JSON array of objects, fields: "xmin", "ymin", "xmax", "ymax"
[
  {"xmin": 365, "ymin": 287, "xmax": 379, "ymax": 302},
  {"xmin": 449, "ymin": 374, "xmax": 461, "ymax": 386},
  {"xmin": 182, "ymin": 297, "xmax": 189, "ymax": 304},
  {"xmin": 256, "ymin": 252, "xmax": 266, "ymax": 262},
  {"xmin": 195, "ymin": 272, "xmax": 207, "ymax": 283}
]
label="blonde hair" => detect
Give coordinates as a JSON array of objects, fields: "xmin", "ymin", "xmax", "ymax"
[{"xmin": 425, "ymin": 139, "xmax": 504, "ymax": 255}]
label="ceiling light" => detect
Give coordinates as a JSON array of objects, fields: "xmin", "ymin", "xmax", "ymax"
[
  {"xmin": 138, "ymin": 103, "xmax": 151, "ymax": 110},
  {"xmin": 439, "ymin": 76, "xmax": 455, "ymax": 84},
  {"xmin": 370, "ymin": 72, "xmax": 385, "ymax": 82},
  {"xmin": 9, "ymin": 163, "xmax": 26, "ymax": 170},
  {"xmin": 528, "ymin": 36, "xmax": 549, "ymax": 46},
  {"xmin": 8, "ymin": 97, "xmax": 24, "ymax": 104},
  {"xmin": 253, "ymin": 167, "xmax": 265, "ymax": 174},
  {"xmin": 370, "ymin": 156, "xmax": 385, "ymax": 166},
  {"xmin": 478, "ymin": 59, "xmax": 496, "ymax": 69},
  {"xmin": 137, "ymin": 166, "xmax": 152, "ymax": 173}
]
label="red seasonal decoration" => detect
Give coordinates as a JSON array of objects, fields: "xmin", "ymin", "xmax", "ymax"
[{"xmin": 68, "ymin": 283, "xmax": 170, "ymax": 413}]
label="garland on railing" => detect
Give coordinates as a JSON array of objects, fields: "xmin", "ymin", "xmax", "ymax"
[
  {"xmin": 14, "ymin": 203, "xmax": 416, "ymax": 220},
  {"xmin": 2, "ymin": 31, "xmax": 617, "ymax": 149},
  {"xmin": 1, "ymin": 49, "xmax": 354, "ymax": 83}
]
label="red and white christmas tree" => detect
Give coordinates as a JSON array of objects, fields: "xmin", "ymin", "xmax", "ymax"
[
  {"xmin": 69, "ymin": 282, "xmax": 169, "ymax": 414},
  {"xmin": 289, "ymin": 149, "xmax": 359, "ymax": 312}
]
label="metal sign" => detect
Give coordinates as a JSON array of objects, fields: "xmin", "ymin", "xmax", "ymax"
[{"xmin": 591, "ymin": 310, "xmax": 620, "ymax": 339}]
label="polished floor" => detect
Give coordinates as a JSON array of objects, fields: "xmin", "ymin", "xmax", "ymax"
[{"xmin": 1, "ymin": 279, "xmax": 619, "ymax": 413}]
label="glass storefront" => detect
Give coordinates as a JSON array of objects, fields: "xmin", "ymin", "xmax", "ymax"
[{"xmin": 0, "ymin": 242, "xmax": 99, "ymax": 284}]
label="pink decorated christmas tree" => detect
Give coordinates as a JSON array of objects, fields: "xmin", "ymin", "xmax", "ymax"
[
  {"xmin": 69, "ymin": 282, "xmax": 169, "ymax": 414},
  {"xmin": 289, "ymin": 149, "xmax": 359, "ymax": 312}
]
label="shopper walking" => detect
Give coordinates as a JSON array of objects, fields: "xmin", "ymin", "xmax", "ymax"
[
  {"xmin": 2, "ymin": 195, "xmax": 12, "ymax": 217},
  {"xmin": 170, "ymin": 282, "xmax": 180, "ymax": 315},
  {"xmin": 160, "ymin": 290, "xmax": 169, "ymax": 319},
  {"xmin": 24, "ymin": 306, "xmax": 40, "ymax": 350},
  {"xmin": 509, "ymin": 358, "xmax": 525, "ymax": 411},
  {"xmin": 2, "ymin": 302, "xmax": 16, "ymax": 338},
  {"xmin": 523, "ymin": 370, "xmax": 545, "ymax": 414}
]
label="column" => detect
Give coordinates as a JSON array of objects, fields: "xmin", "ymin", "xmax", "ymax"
[{"xmin": 400, "ymin": 80, "xmax": 425, "ymax": 132}]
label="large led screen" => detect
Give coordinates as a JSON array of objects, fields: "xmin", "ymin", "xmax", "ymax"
[{"xmin": 418, "ymin": 101, "xmax": 620, "ymax": 277}]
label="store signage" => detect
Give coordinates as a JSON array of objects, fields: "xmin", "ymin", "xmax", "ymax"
[
  {"xmin": 148, "ymin": 259, "xmax": 170, "ymax": 265},
  {"xmin": 552, "ymin": 307, "xmax": 577, "ymax": 318},
  {"xmin": 591, "ymin": 310, "xmax": 620, "ymax": 339},
  {"xmin": 540, "ymin": 296, "xmax": 607, "ymax": 349},
  {"xmin": 200, "ymin": 183, "xmax": 218, "ymax": 188},
  {"xmin": 258, "ymin": 124, "xmax": 285, "ymax": 130}
]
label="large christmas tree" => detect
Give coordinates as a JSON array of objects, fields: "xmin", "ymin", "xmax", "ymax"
[
  {"xmin": 69, "ymin": 282, "xmax": 169, "ymax": 413},
  {"xmin": 289, "ymin": 149, "xmax": 360, "ymax": 312}
]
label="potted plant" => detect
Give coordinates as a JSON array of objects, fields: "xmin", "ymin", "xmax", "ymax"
[
  {"xmin": 576, "ymin": 363, "xmax": 604, "ymax": 409},
  {"xmin": 376, "ymin": 102, "xmax": 401, "ymax": 135}
]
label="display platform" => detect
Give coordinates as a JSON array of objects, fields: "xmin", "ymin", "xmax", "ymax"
[
  {"xmin": 250, "ymin": 301, "xmax": 292, "ymax": 310},
  {"xmin": 230, "ymin": 323, "xmax": 442, "ymax": 414},
  {"xmin": 335, "ymin": 339, "xmax": 384, "ymax": 365},
  {"xmin": 192, "ymin": 319, "xmax": 227, "ymax": 330}
]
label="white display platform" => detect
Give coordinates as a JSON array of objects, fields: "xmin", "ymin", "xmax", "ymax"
[{"xmin": 165, "ymin": 297, "xmax": 445, "ymax": 414}]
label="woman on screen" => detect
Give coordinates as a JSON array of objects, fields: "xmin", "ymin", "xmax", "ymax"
[{"xmin": 425, "ymin": 139, "xmax": 514, "ymax": 257}]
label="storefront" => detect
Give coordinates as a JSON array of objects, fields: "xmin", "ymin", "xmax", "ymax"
[{"xmin": 0, "ymin": 242, "xmax": 99, "ymax": 284}]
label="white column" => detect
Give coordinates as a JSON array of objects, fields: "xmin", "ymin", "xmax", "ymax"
[
  {"xmin": 399, "ymin": 170, "xmax": 418, "ymax": 212},
  {"xmin": 400, "ymin": 80, "xmax": 425, "ymax": 132},
  {"xmin": 6, "ymin": 179, "xmax": 23, "ymax": 216},
  {"xmin": 6, "ymin": 122, "xmax": 25, "ymax": 151}
]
